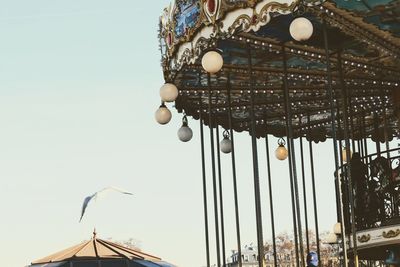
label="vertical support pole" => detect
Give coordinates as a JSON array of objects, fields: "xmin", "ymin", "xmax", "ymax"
[
  {"xmin": 307, "ymin": 113, "xmax": 321, "ymax": 267},
  {"xmin": 282, "ymin": 44, "xmax": 304, "ymax": 267},
  {"xmin": 381, "ymin": 90, "xmax": 390, "ymax": 159},
  {"xmin": 207, "ymin": 73, "xmax": 222, "ymax": 267},
  {"xmin": 322, "ymin": 18, "xmax": 352, "ymax": 265},
  {"xmin": 299, "ymin": 134, "xmax": 310, "ymax": 254},
  {"xmin": 247, "ymin": 44, "xmax": 265, "ymax": 267},
  {"xmin": 287, "ymin": 136, "xmax": 300, "ymax": 267},
  {"xmin": 336, "ymin": 105, "xmax": 344, "ymax": 224},
  {"xmin": 374, "ymin": 114, "xmax": 381, "ymax": 155},
  {"xmin": 336, "ymin": 51, "xmax": 356, "ymax": 267},
  {"xmin": 265, "ymin": 132, "xmax": 278, "ymax": 267},
  {"xmin": 200, "ymin": 99, "xmax": 211, "ymax": 267},
  {"xmin": 362, "ymin": 115, "xmax": 368, "ymax": 165},
  {"xmin": 350, "ymin": 112, "xmax": 357, "ymax": 153},
  {"xmin": 216, "ymin": 126, "xmax": 227, "ymax": 267},
  {"xmin": 227, "ymin": 73, "xmax": 242, "ymax": 267},
  {"xmin": 358, "ymin": 117, "xmax": 365, "ymax": 159},
  {"xmin": 337, "ymin": 119, "xmax": 345, "ymax": 266}
]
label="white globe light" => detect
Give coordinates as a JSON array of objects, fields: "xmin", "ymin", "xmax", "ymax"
[
  {"xmin": 333, "ymin": 222, "xmax": 341, "ymax": 235},
  {"xmin": 289, "ymin": 17, "xmax": 313, "ymax": 42},
  {"xmin": 341, "ymin": 147, "xmax": 352, "ymax": 162},
  {"xmin": 325, "ymin": 233, "xmax": 338, "ymax": 244},
  {"xmin": 275, "ymin": 144, "xmax": 288, "ymax": 160},
  {"xmin": 178, "ymin": 125, "xmax": 193, "ymax": 142},
  {"xmin": 201, "ymin": 50, "xmax": 223, "ymax": 74},
  {"xmin": 220, "ymin": 137, "xmax": 232, "ymax": 154},
  {"xmin": 160, "ymin": 83, "xmax": 178, "ymax": 102},
  {"xmin": 155, "ymin": 104, "xmax": 172, "ymax": 125}
]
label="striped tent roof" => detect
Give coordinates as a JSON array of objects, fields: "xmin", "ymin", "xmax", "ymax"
[{"xmin": 30, "ymin": 231, "xmax": 170, "ymax": 266}]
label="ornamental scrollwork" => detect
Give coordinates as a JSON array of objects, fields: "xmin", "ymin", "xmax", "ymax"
[
  {"xmin": 382, "ymin": 229, "xmax": 400, "ymax": 239},
  {"xmin": 357, "ymin": 234, "xmax": 371, "ymax": 243},
  {"xmin": 160, "ymin": 0, "xmax": 301, "ymax": 71}
]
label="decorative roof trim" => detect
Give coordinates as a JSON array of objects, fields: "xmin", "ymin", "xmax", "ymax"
[{"xmin": 159, "ymin": 0, "xmax": 299, "ymax": 78}]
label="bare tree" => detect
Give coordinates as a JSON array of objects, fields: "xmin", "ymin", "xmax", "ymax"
[{"xmin": 264, "ymin": 230, "xmax": 338, "ymax": 267}]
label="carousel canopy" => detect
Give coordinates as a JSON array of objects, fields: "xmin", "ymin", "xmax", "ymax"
[
  {"xmin": 29, "ymin": 232, "xmax": 175, "ymax": 267},
  {"xmin": 158, "ymin": 0, "xmax": 400, "ymax": 141}
]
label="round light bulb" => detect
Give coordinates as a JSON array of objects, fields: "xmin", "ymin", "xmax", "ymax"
[
  {"xmin": 341, "ymin": 147, "xmax": 352, "ymax": 162},
  {"xmin": 178, "ymin": 125, "xmax": 193, "ymax": 142},
  {"xmin": 155, "ymin": 104, "xmax": 172, "ymax": 125},
  {"xmin": 220, "ymin": 137, "xmax": 232, "ymax": 154},
  {"xmin": 201, "ymin": 50, "xmax": 223, "ymax": 74},
  {"xmin": 325, "ymin": 233, "xmax": 338, "ymax": 244},
  {"xmin": 333, "ymin": 222, "xmax": 341, "ymax": 235},
  {"xmin": 289, "ymin": 17, "xmax": 313, "ymax": 42},
  {"xmin": 275, "ymin": 144, "xmax": 288, "ymax": 160},
  {"xmin": 160, "ymin": 83, "xmax": 178, "ymax": 102}
]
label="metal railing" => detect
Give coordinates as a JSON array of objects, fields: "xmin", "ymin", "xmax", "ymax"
[{"xmin": 339, "ymin": 147, "xmax": 400, "ymax": 232}]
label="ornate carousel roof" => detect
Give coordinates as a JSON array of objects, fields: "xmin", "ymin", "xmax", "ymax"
[
  {"xmin": 158, "ymin": 0, "xmax": 400, "ymax": 141},
  {"xmin": 30, "ymin": 232, "xmax": 174, "ymax": 267}
]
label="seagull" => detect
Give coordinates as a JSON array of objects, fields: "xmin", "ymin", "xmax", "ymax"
[{"xmin": 79, "ymin": 187, "xmax": 133, "ymax": 222}]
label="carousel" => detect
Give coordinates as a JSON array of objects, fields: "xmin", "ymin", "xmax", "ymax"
[
  {"xmin": 155, "ymin": 0, "xmax": 400, "ymax": 266},
  {"xmin": 28, "ymin": 231, "xmax": 175, "ymax": 267}
]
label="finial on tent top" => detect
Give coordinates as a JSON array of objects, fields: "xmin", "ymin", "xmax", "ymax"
[{"xmin": 92, "ymin": 228, "xmax": 97, "ymax": 239}]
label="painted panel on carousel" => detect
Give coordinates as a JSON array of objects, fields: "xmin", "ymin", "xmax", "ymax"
[{"xmin": 174, "ymin": 0, "xmax": 202, "ymax": 39}]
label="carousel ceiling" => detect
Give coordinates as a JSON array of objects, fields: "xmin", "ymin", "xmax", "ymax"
[{"xmin": 158, "ymin": 0, "xmax": 400, "ymax": 141}]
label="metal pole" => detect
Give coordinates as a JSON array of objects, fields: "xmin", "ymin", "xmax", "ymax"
[
  {"xmin": 336, "ymin": 106, "xmax": 344, "ymax": 224},
  {"xmin": 247, "ymin": 44, "xmax": 265, "ymax": 267},
  {"xmin": 374, "ymin": 114, "xmax": 381, "ymax": 155},
  {"xmin": 299, "ymin": 135, "xmax": 310, "ymax": 254},
  {"xmin": 336, "ymin": 51, "xmax": 356, "ymax": 267},
  {"xmin": 323, "ymin": 18, "xmax": 354, "ymax": 265},
  {"xmin": 381, "ymin": 91, "xmax": 390, "ymax": 159},
  {"xmin": 207, "ymin": 73, "xmax": 222, "ymax": 267},
  {"xmin": 265, "ymin": 133, "xmax": 278, "ymax": 267},
  {"xmin": 216, "ymin": 126, "xmax": 227, "ymax": 267},
  {"xmin": 287, "ymin": 136, "xmax": 300, "ymax": 267},
  {"xmin": 200, "ymin": 100, "xmax": 211, "ymax": 267},
  {"xmin": 307, "ymin": 114, "xmax": 321, "ymax": 267},
  {"xmin": 358, "ymin": 117, "xmax": 365, "ymax": 159},
  {"xmin": 227, "ymin": 73, "xmax": 243, "ymax": 267},
  {"xmin": 362, "ymin": 115, "xmax": 368, "ymax": 165},
  {"xmin": 337, "ymin": 137, "xmax": 344, "ymax": 266},
  {"xmin": 350, "ymin": 111, "xmax": 357, "ymax": 153},
  {"xmin": 282, "ymin": 44, "xmax": 304, "ymax": 267}
]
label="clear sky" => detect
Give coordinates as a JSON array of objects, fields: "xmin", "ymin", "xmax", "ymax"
[{"xmin": 0, "ymin": 1, "xmax": 349, "ymax": 266}]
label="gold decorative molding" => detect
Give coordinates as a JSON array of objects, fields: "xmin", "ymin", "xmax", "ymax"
[
  {"xmin": 382, "ymin": 229, "xmax": 400, "ymax": 239},
  {"xmin": 357, "ymin": 234, "xmax": 371, "ymax": 243}
]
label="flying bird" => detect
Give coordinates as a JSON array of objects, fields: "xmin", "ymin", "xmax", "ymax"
[{"xmin": 79, "ymin": 187, "xmax": 133, "ymax": 222}]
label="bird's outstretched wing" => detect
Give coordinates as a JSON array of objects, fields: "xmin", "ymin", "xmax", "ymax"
[
  {"xmin": 79, "ymin": 186, "xmax": 133, "ymax": 222},
  {"xmin": 79, "ymin": 194, "xmax": 96, "ymax": 222},
  {"xmin": 97, "ymin": 186, "xmax": 133, "ymax": 196}
]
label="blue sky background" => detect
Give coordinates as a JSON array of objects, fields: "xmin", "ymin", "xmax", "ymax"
[{"xmin": 0, "ymin": 1, "xmax": 357, "ymax": 266}]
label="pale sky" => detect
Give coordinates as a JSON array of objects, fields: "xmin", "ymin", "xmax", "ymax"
[{"xmin": 0, "ymin": 1, "xmax": 358, "ymax": 266}]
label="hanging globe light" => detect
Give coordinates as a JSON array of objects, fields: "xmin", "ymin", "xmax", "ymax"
[
  {"xmin": 177, "ymin": 115, "xmax": 193, "ymax": 142},
  {"xmin": 201, "ymin": 50, "xmax": 223, "ymax": 74},
  {"xmin": 275, "ymin": 138, "xmax": 288, "ymax": 160},
  {"xmin": 155, "ymin": 103, "xmax": 172, "ymax": 125},
  {"xmin": 341, "ymin": 146, "xmax": 352, "ymax": 162},
  {"xmin": 159, "ymin": 83, "xmax": 178, "ymax": 103},
  {"xmin": 220, "ymin": 130, "xmax": 232, "ymax": 154},
  {"xmin": 289, "ymin": 17, "xmax": 313, "ymax": 42},
  {"xmin": 333, "ymin": 222, "xmax": 342, "ymax": 235}
]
